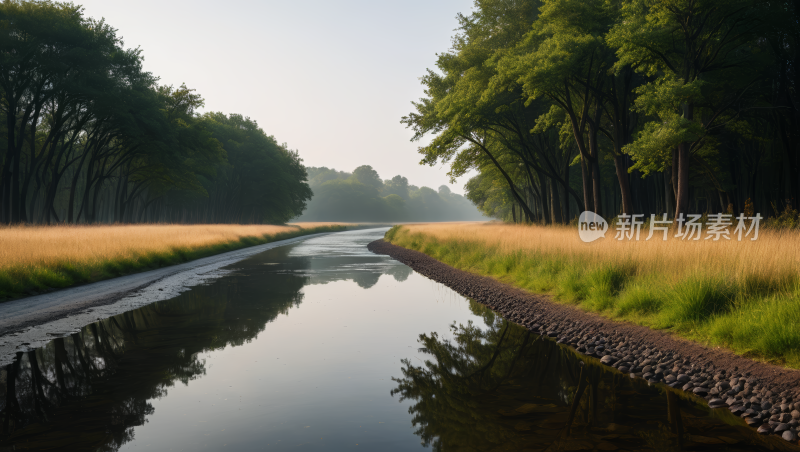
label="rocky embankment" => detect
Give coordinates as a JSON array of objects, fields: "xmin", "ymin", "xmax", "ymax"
[{"xmin": 368, "ymin": 239, "xmax": 800, "ymax": 443}]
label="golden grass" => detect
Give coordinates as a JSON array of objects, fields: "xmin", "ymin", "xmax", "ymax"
[
  {"xmin": 0, "ymin": 222, "xmax": 349, "ymax": 299},
  {"xmin": 0, "ymin": 223, "xmax": 345, "ymax": 270},
  {"xmin": 386, "ymin": 223, "xmax": 800, "ymax": 367},
  {"xmin": 394, "ymin": 222, "xmax": 800, "ymax": 287}
]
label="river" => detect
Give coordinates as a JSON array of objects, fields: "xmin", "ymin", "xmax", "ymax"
[{"xmin": 0, "ymin": 228, "xmax": 793, "ymax": 451}]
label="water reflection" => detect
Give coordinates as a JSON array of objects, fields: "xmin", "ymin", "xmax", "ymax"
[
  {"xmin": 0, "ymin": 230, "xmax": 411, "ymax": 451},
  {"xmin": 393, "ymin": 302, "xmax": 800, "ymax": 451},
  {"xmin": 1, "ymin": 228, "xmax": 798, "ymax": 451}
]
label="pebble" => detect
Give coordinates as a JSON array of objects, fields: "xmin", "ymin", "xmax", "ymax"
[{"xmin": 783, "ymin": 430, "xmax": 797, "ymax": 442}]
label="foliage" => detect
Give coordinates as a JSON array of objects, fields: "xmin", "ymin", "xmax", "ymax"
[
  {"xmin": 406, "ymin": 0, "xmax": 798, "ymax": 224},
  {"xmin": 0, "ymin": 0, "xmax": 311, "ymax": 225},
  {"xmin": 298, "ymin": 165, "xmax": 484, "ymax": 222}
]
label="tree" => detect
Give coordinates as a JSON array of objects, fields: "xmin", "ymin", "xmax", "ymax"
[
  {"xmin": 351, "ymin": 165, "xmax": 383, "ymax": 190},
  {"xmin": 607, "ymin": 0, "xmax": 770, "ymax": 220},
  {"xmin": 383, "ymin": 175, "xmax": 410, "ymax": 199}
]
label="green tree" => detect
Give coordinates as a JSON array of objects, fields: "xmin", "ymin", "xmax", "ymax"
[
  {"xmin": 351, "ymin": 165, "xmax": 384, "ymax": 190},
  {"xmin": 607, "ymin": 0, "xmax": 770, "ymax": 220}
]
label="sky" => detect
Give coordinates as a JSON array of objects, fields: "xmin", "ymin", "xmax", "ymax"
[{"xmin": 76, "ymin": 0, "xmax": 476, "ymax": 194}]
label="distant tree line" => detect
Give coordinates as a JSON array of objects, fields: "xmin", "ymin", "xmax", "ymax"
[
  {"xmin": 297, "ymin": 165, "xmax": 484, "ymax": 222},
  {"xmin": 405, "ymin": 0, "xmax": 800, "ymax": 226},
  {"xmin": 0, "ymin": 1, "xmax": 311, "ymax": 225}
]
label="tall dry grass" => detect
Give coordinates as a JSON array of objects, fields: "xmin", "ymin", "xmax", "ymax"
[
  {"xmin": 0, "ymin": 223, "xmax": 348, "ymax": 300},
  {"xmin": 393, "ymin": 222, "xmax": 800, "ymax": 287},
  {"xmin": 386, "ymin": 223, "xmax": 800, "ymax": 367}
]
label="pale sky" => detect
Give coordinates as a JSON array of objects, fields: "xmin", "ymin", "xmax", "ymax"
[{"xmin": 76, "ymin": 0, "xmax": 476, "ymax": 194}]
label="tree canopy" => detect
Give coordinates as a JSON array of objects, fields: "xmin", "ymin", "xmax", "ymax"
[
  {"xmin": 406, "ymin": 0, "xmax": 797, "ymax": 225},
  {"xmin": 0, "ymin": 0, "xmax": 312, "ymax": 224},
  {"xmin": 298, "ymin": 166, "xmax": 485, "ymax": 222}
]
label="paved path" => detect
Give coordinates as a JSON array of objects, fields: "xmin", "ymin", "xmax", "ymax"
[{"xmin": 0, "ymin": 232, "xmax": 332, "ymax": 364}]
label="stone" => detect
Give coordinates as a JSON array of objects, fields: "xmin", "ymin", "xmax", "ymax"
[
  {"xmin": 745, "ymin": 417, "xmax": 761, "ymax": 426},
  {"xmin": 774, "ymin": 423, "xmax": 790, "ymax": 433},
  {"xmin": 793, "ymin": 410, "xmax": 800, "ymax": 420},
  {"xmin": 665, "ymin": 375, "xmax": 676, "ymax": 383},
  {"xmin": 677, "ymin": 374, "xmax": 690, "ymax": 383},
  {"xmin": 708, "ymin": 399, "xmax": 727, "ymax": 409},
  {"xmin": 757, "ymin": 424, "xmax": 772, "ymax": 434},
  {"xmin": 682, "ymin": 382, "xmax": 695, "ymax": 391},
  {"xmin": 693, "ymin": 387, "xmax": 709, "ymax": 396},
  {"xmin": 782, "ymin": 430, "xmax": 797, "ymax": 442},
  {"xmin": 600, "ymin": 355, "xmax": 616, "ymax": 365}
]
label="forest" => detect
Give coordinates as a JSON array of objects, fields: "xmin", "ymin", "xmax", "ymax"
[
  {"xmin": 297, "ymin": 165, "xmax": 484, "ymax": 222},
  {"xmin": 405, "ymin": 0, "xmax": 800, "ymax": 226},
  {"xmin": 0, "ymin": 1, "xmax": 312, "ymax": 225}
]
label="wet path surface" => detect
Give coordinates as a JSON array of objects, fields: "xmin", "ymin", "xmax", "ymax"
[{"xmin": 0, "ymin": 228, "xmax": 796, "ymax": 451}]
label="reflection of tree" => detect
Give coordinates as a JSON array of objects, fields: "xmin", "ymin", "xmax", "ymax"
[
  {"xmin": 277, "ymin": 248, "xmax": 411, "ymax": 289},
  {"xmin": 0, "ymin": 249, "xmax": 308, "ymax": 451},
  {"xmin": 392, "ymin": 302, "xmax": 765, "ymax": 452},
  {"xmin": 385, "ymin": 264, "xmax": 412, "ymax": 282},
  {"xmin": 392, "ymin": 302, "xmax": 551, "ymax": 450},
  {"xmin": 351, "ymin": 271, "xmax": 382, "ymax": 289}
]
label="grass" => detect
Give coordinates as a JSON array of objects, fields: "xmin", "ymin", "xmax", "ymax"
[
  {"xmin": 385, "ymin": 222, "xmax": 800, "ymax": 368},
  {"xmin": 0, "ymin": 222, "xmax": 349, "ymax": 301}
]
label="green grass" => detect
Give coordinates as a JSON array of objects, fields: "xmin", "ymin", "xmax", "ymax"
[
  {"xmin": 385, "ymin": 225, "xmax": 800, "ymax": 369},
  {"xmin": 0, "ymin": 225, "xmax": 346, "ymax": 302}
]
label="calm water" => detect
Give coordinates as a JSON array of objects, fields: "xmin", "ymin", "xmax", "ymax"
[{"xmin": 0, "ymin": 228, "xmax": 795, "ymax": 451}]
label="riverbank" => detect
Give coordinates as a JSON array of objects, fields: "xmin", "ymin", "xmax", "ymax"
[
  {"xmin": 369, "ymin": 238, "xmax": 800, "ymax": 443},
  {"xmin": 0, "ymin": 223, "xmax": 347, "ymax": 301},
  {"xmin": 383, "ymin": 223, "xmax": 800, "ymax": 369}
]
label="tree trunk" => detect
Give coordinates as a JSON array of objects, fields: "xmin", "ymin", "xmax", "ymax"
[
  {"xmin": 675, "ymin": 143, "xmax": 691, "ymax": 220},
  {"xmin": 549, "ymin": 177, "xmax": 563, "ymax": 224},
  {"xmin": 613, "ymin": 155, "xmax": 634, "ymax": 215},
  {"xmin": 591, "ymin": 157, "xmax": 602, "ymax": 217},
  {"xmin": 674, "ymin": 104, "xmax": 693, "ymax": 221},
  {"xmin": 580, "ymin": 155, "xmax": 593, "ymax": 212}
]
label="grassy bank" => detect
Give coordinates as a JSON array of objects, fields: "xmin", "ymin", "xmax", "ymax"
[
  {"xmin": 0, "ymin": 223, "xmax": 348, "ymax": 301},
  {"xmin": 386, "ymin": 223, "xmax": 800, "ymax": 368}
]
